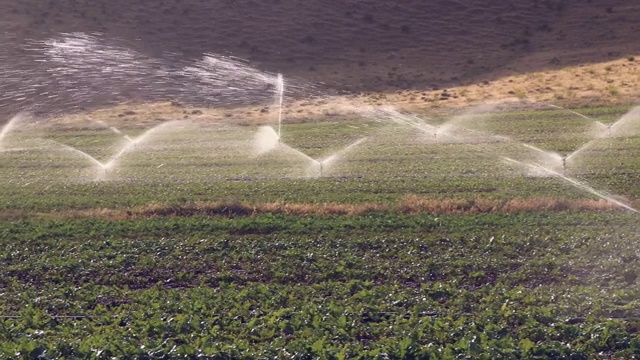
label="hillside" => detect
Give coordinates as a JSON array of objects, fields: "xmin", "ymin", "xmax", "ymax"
[{"xmin": 1, "ymin": 0, "xmax": 639, "ymax": 95}]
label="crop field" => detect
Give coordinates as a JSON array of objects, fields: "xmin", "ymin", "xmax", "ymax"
[
  {"xmin": 1, "ymin": 105, "xmax": 639, "ymax": 211},
  {"xmin": 1, "ymin": 104, "xmax": 640, "ymax": 358}
]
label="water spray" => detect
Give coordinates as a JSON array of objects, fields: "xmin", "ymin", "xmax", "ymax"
[
  {"xmin": 43, "ymin": 138, "xmax": 108, "ymax": 178},
  {"xmin": 502, "ymin": 156, "xmax": 639, "ymax": 214},
  {"xmin": 604, "ymin": 124, "xmax": 612, "ymax": 137},
  {"xmin": 93, "ymin": 119, "xmax": 136, "ymax": 145},
  {"xmin": 595, "ymin": 121, "xmax": 614, "ymax": 137},
  {"xmin": 544, "ymin": 103, "xmax": 592, "ymax": 120},
  {"xmin": 125, "ymin": 135, "xmax": 136, "ymax": 147},
  {"xmin": 39, "ymin": 120, "xmax": 179, "ymax": 181},
  {"xmin": 0, "ymin": 112, "xmax": 27, "ymax": 147},
  {"xmin": 275, "ymin": 73, "xmax": 284, "ymax": 141}
]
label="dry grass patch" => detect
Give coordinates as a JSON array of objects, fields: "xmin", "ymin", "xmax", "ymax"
[
  {"xmin": 398, "ymin": 197, "xmax": 500, "ymax": 214},
  {"xmin": 398, "ymin": 196, "xmax": 616, "ymax": 214},
  {"xmin": 47, "ymin": 197, "xmax": 633, "ymax": 221}
]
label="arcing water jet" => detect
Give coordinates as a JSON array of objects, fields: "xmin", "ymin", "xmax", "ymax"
[
  {"xmin": 43, "ymin": 120, "xmax": 182, "ymax": 180},
  {"xmin": 254, "ymin": 123, "xmax": 368, "ymax": 178},
  {"xmin": 275, "ymin": 73, "xmax": 284, "ymax": 141},
  {"xmin": 93, "ymin": 119, "xmax": 135, "ymax": 144},
  {"xmin": 101, "ymin": 120, "xmax": 182, "ymax": 171},
  {"xmin": 369, "ymin": 104, "xmax": 501, "ymax": 144},
  {"xmin": 563, "ymin": 106, "xmax": 640, "ymax": 164},
  {"xmin": 520, "ymin": 143, "xmax": 566, "ymax": 170},
  {"xmin": 316, "ymin": 137, "xmax": 368, "ymax": 177},
  {"xmin": 596, "ymin": 106, "xmax": 640, "ymax": 138},
  {"xmin": 43, "ymin": 138, "xmax": 109, "ymax": 180},
  {"xmin": 502, "ymin": 156, "xmax": 639, "ymax": 214},
  {"xmin": 543, "ymin": 103, "xmax": 592, "ymax": 120},
  {"xmin": 0, "ymin": 113, "xmax": 27, "ymax": 148},
  {"xmin": 254, "ymin": 126, "xmax": 280, "ymax": 155},
  {"xmin": 6, "ymin": 33, "xmax": 286, "ymax": 117},
  {"xmin": 594, "ymin": 121, "xmax": 613, "ymax": 137},
  {"xmin": 371, "ymin": 106, "xmax": 436, "ymax": 135},
  {"xmin": 179, "ymin": 53, "xmax": 280, "ymax": 106}
]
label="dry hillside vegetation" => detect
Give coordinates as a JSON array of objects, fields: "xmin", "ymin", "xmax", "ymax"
[{"xmin": 376, "ymin": 56, "xmax": 640, "ymax": 110}]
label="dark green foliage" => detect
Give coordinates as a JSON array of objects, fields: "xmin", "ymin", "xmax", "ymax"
[{"xmin": 1, "ymin": 212, "xmax": 639, "ymax": 358}]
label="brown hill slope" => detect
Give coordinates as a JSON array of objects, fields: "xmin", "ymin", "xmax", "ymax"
[{"xmin": 1, "ymin": 0, "xmax": 639, "ymax": 93}]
